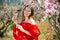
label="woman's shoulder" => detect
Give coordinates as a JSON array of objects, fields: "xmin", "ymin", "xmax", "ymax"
[
  {"xmin": 20, "ymin": 17, "xmax": 36, "ymax": 25},
  {"xmin": 30, "ymin": 18, "xmax": 36, "ymax": 25}
]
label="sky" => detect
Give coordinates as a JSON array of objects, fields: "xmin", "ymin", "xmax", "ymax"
[{"xmin": 0, "ymin": 0, "xmax": 20, "ymax": 5}]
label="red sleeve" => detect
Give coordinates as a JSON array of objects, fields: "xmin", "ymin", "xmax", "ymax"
[
  {"xmin": 13, "ymin": 26, "xmax": 22, "ymax": 40},
  {"xmin": 12, "ymin": 26, "xmax": 17, "ymax": 39},
  {"xmin": 21, "ymin": 22, "xmax": 40, "ymax": 39},
  {"xmin": 27, "ymin": 24, "xmax": 40, "ymax": 39},
  {"xmin": 20, "ymin": 22, "xmax": 28, "ymax": 30},
  {"xmin": 12, "ymin": 22, "xmax": 40, "ymax": 40}
]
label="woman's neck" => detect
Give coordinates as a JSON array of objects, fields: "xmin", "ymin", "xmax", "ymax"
[
  {"xmin": 25, "ymin": 17, "xmax": 29, "ymax": 21},
  {"xmin": 25, "ymin": 17, "xmax": 32, "ymax": 20},
  {"xmin": 25, "ymin": 17, "xmax": 33, "ymax": 21},
  {"xmin": 24, "ymin": 17, "xmax": 36, "ymax": 25}
]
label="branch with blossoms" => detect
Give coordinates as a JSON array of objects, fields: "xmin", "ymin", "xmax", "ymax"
[
  {"xmin": 41, "ymin": 0, "xmax": 59, "ymax": 22},
  {"xmin": 40, "ymin": 0, "xmax": 60, "ymax": 40}
]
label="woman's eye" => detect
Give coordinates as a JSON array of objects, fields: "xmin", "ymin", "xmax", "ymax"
[
  {"xmin": 27, "ymin": 10, "xmax": 31, "ymax": 12},
  {"xmin": 27, "ymin": 11, "xmax": 30, "ymax": 12}
]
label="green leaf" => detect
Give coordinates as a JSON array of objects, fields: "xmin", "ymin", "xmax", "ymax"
[
  {"xmin": 45, "ymin": 17, "xmax": 50, "ymax": 22},
  {"xmin": 41, "ymin": 30, "xmax": 47, "ymax": 35},
  {"xmin": 9, "ymin": 23, "xmax": 16, "ymax": 29}
]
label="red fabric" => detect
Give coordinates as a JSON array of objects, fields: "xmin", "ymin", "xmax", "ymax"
[{"xmin": 13, "ymin": 22, "xmax": 40, "ymax": 40}]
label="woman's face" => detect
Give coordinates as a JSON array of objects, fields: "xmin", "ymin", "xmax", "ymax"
[{"xmin": 24, "ymin": 7, "xmax": 31, "ymax": 17}]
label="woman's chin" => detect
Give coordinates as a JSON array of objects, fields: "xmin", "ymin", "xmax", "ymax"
[{"xmin": 25, "ymin": 16, "xmax": 29, "ymax": 17}]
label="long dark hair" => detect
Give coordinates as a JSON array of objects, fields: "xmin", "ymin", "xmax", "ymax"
[{"xmin": 22, "ymin": 5, "xmax": 34, "ymax": 21}]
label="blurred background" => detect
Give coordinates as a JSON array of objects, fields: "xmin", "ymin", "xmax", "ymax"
[{"xmin": 0, "ymin": 0, "xmax": 60, "ymax": 40}]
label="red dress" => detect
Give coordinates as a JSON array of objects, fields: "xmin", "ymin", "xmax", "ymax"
[{"xmin": 13, "ymin": 22, "xmax": 40, "ymax": 40}]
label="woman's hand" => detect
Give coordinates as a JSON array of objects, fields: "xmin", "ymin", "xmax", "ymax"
[
  {"xmin": 24, "ymin": 30, "xmax": 31, "ymax": 36},
  {"xmin": 12, "ymin": 12, "xmax": 18, "ymax": 24},
  {"xmin": 16, "ymin": 24, "xmax": 31, "ymax": 36}
]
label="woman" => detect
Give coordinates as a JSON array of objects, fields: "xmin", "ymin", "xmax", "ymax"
[{"xmin": 12, "ymin": 5, "xmax": 40, "ymax": 40}]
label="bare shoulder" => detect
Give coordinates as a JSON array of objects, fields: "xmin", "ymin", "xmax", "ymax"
[{"xmin": 30, "ymin": 18, "xmax": 36, "ymax": 25}]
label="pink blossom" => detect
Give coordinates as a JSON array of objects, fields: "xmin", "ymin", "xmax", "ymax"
[
  {"xmin": 42, "ymin": 1, "xmax": 56, "ymax": 22},
  {"xmin": 50, "ymin": 0, "xmax": 57, "ymax": 3},
  {"xmin": 47, "ymin": 3, "xmax": 53, "ymax": 9},
  {"xmin": 45, "ymin": 2, "xmax": 56, "ymax": 15},
  {"xmin": 58, "ymin": 5, "xmax": 60, "ymax": 8}
]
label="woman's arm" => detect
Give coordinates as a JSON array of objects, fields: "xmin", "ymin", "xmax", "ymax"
[
  {"xmin": 16, "ymin": 23, "xmax": 31, "ymax": 36},
  {"xmin": 12, "ymin": 13, "xmax": 31, "ymax": 36}
]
